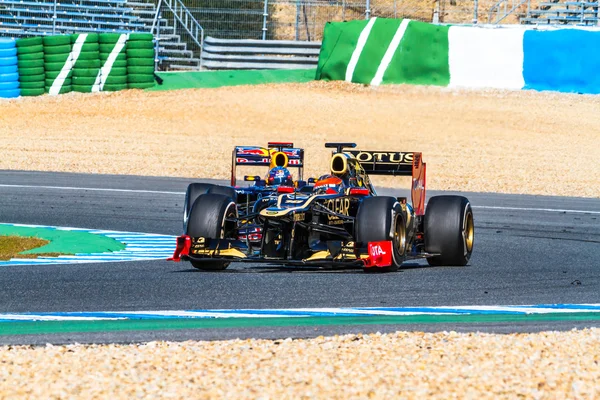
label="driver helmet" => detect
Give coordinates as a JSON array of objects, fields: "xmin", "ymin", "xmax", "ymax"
[
  {"xmin": 267, "ymin": 166, "xmax": 293, "ymax": 186},
  {"xmin": 314, "ymin": 175, "xmax": 344, "ymax": 194}
]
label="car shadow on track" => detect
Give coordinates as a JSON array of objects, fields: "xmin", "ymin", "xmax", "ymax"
[{"xmin": 171, "ymin": 262, "xmax": 430, "ymax": 274}]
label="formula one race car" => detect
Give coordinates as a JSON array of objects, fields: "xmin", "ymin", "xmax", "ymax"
[
  {"xmin": 171, "ymin": 143, "xmax": 474, "ymax": 272},
  {"xmin": 182, "ymin": 142, "xmax": 311, "ymax": 248}
]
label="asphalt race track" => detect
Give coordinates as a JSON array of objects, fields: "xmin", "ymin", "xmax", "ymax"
[{"xmin": 0, "ymin": 170, "xmax": 599, "ymax": 344}]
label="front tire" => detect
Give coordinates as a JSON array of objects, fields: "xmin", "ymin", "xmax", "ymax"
[
  {"xmin": 424, "ymin": 195, "xmax": 474, "ymax": 266},
  {"xmin": 183, "ymin": 183, "xmax": 237, "ymax": 233},
  {"xmin": 186, "ymin": 193, "xmax": 237, "ymax": 271},
  {"xmin": 356, "ymin": 196, "xmax": 406, "ymax": 272}
]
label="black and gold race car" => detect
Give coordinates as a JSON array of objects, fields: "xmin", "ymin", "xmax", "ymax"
[{"xmin": 171, "ymin": 143, "xmax": 474, "ymax": 272}]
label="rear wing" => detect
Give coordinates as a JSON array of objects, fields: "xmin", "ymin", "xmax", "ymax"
[
  {"xmin": 231, "ymin": 142, "xmax": 304, "ymax": 186},
  {"xmin": 325, "ymin": 143, "xmax": 426, "ymax": 216}
]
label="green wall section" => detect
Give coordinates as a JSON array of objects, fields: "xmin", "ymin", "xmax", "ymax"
[
  {"xmin": 0, "ymin": 225, "xmax": 125, "ymax": 255},
  {"xmin": 316, "ymin": 18, "xmax": 451, "ymax": 86},
  {"xmin": 150, "ymin": 68, "xmax": 316, "ymax": 90},
  {"xmin": 315, "ymin": 19, "xmax": 370, "ymax": 81},
  {"xmin": 384, "ymin": 21, "xmax": 449, "ymax": 86}
]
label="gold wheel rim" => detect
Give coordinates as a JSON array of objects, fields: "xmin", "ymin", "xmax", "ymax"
[
  {"xmin": 464, "ymin": 211, "xmax": 474, "ymax": 252},
  {"xmin": 394, "ymin": 216, "xmax": 406, "ymax": 256}
]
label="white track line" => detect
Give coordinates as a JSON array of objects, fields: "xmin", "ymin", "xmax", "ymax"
[
  {"xmin": 472, "ymin": 206, "xmax": 600, "ymax": 214},
  {"xmin": 1, "ymin": 184, "xmax": 597, "ymax": 214},
  {"xmin": 0, "ymin": 184, "xmax": 183, "ymax": 195}
]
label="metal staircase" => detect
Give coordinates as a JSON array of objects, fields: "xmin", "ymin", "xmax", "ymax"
[{"xmin": 130, "ymin": 0, "xmax": 202, "ymax": 70}]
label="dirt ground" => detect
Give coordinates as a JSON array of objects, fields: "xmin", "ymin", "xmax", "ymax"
[{"xmin": 0, "ymin": 82, "xmax": 598, "ymax": 198}]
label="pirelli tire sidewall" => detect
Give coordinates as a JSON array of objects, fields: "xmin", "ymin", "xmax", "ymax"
[
  {"xmin": 185, "ymin": 193, "xmax": 237, "ymax": 271},
  {"xmin": 356, "ymin": 196, "xmax": 406, "ymax": 271},
  {"xmin": 424, "ymin": 195, "xmax": 474, "ymax": 266},
  {"xmin": 183, "ymin": 183, "xmax": 238, "ymax": 232}
]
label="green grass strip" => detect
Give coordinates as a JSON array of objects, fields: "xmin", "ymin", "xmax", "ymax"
[
  {"xmin": 0, "ymin": 225, "xmax": 124, "ymax": 255},
  {"xmin": 2, "ymin": 312, "xmax": 600, "ymax": 336},
  {"xmin": 149, "ymin": 69, "xmax": 316, "ymax": 91}
]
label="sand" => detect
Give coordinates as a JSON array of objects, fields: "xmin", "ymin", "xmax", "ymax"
[{"xmin": 0, "ymin": 82, "xmax": 598, "ymax": 197}]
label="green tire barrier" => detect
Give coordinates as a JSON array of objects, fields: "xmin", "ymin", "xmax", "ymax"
[
  {"xmin": 18, "ymin": 52, "xmax": 43, "ymax": 61},
  {"xmin": 127, "ymin": 74, "xmax": 154, "ymax": 84},
  {"xmin": 100, "ymin": 53, "xmax": 126, "ymax": 62},
  {"xmin": 77, "ymin": 51, "xmax": 100, "ymax": 61},
  {"xmin": 45, "ymin": 77, "xmax": 71, "ymax": 86},
  {"xmin": 99, "ymin": 33, "xmax": 122, "ymax": 43},
  {"xmin": 316, "ymin": 18, "xmax": 450, "ymax": 86},
  {"xmin": 127, "ymin": 58, "xmax": 154, "ymax": 67},
  {"xmin": 13, "ymin": 33, "xmax": 159, "ymax": 96},
  {"xmin": 105, "ymin": 59, "xmax": 127, "ymax": 68},
  {"xmin": 17, "ymin": 45, "xmax": 44, "ymax": 55},
  {"xmin": 18, "ymin": 66, "xmax": 44, "ymax": 76},
  {"xmin": 104, "ymin": 75, "xmax": 127, "ymax": 85},
  {"xmin": 19, "ymin": 81, "xmax": 45, "ymax": 89},
  {"xmin": 71, "ymin": 33, "xmax": 99, "ymax": 43},
  {"xmin": 70, "ymin": 33, "xmax": 101, "ymax": 95},
  {"xmin": 73, "ymin": 69, "xmax": 99, "ymax": 78},
  {"xmin": 16, "ymin": 37, "xmax": 43, "ymax": 47},
  {"xmin": 46, "ymin": 70, "xmax": 72, "ymax": 79},
  {"xmin": 43, "ymin": 36, "xmax": 71, "ymax": 46},
  {"xmin": 81, "ymin": 43, "xmax": 100, "ymax": 52},
  {"xmin": 72, "ymin": 84, "xmax": 95, "ymax": 93},
  {"xmin": 105, "ymin": 67, "xmax": 126, "ymax": 76},
  {"xmin": 20, "ymin": 88, "xmax": 45, "ymax": 96},
  {"xmin": 18, "ymin": 59, "xmax": 43, "ymax": 68},
  {"xmin": 102, "ymin": 83, "xmax": 128, "ymax": 91},
  {"xmin": 128, "ymin": 82, "xmax": 155, "ymax": 89},
  {"xmin": 18, "ymin": 73, "xmax": 45, "ymax": 83},
  {"xmin": 126, "ymin": 49, "xmax": 154, "ymax": 58},
  {"xmin": 72, "ymin": 76, "xmax": 96, "ymax": 85},
  {"xmin": 126, "ymin": 41, "xmax": 154, "ymax": 50},
  {"xmin": 44, "ymin": 45, "xmax": 72, "ymax": 55},
  {"xmin": 127, "ymin": 66, "xmax": 154, "ymax": 74},
  {"xmin": 99, "ymin": 44, "xmax": 120, "ymax": 53},
  {"xmin": 44, "ymin": 53, "xmax": 70, "ymax": 63},
  {"xmin": 74, "ymin": 59, "xmax": 101, "ymax": 68},
  {"xmin": 45, "ymin": 85, "xmax": 71, "ymax": 94},
  {"xmin": 128, "ymin": 33, "xmax": 153, "ymax": 41},
  {"xmin": 44, "ymin": 61, "xmax": 70, "ymax": 71}
]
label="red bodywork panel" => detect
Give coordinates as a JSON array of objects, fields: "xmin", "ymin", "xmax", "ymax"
[
  {"xmin": 362, "ymin": 241, "xmax": 393, "ymax": 268},
  {"xmin": 168, "ymin": 235, "xmax": 191, "ymax": 262},
  {"xmin": 411, "ymin": 152, "xmax": 426, "ymax": 216}
]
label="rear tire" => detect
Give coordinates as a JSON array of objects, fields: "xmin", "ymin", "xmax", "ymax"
[
  {"xmin": 424, "ymin": 196, "xmax": 474, "ymax": 266},
  {"xmin": 186, "ymin": 193, "xmax": 237, "ymax": 271},
  {"xmin": 356, "ymin": 196, "xmax": 406, "ymax": 272},
  {"xmin": 183, "ymin": 183, "xmax": 237, "ymax": 232}
]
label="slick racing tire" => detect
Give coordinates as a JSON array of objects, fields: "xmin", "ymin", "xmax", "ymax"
[
  {"xmin": 186, "ymin": 193, "xmax": 237, "ymax": 271},
  {"xmin": 424, "ymin": 195, "xmax": 474, "ymax": 266},
  {"xmin": 356, "ymin": 196, "xmax": 407, "ymax": 272},
  {"xmin": 183, "ymin": 183, "xmax": 237, "ymax": 232}
]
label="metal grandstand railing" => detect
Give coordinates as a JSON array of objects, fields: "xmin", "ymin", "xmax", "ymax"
[
  {"xmin": 488, "ymin": 0, "xmax": 531, "ymax": 23},
  {"xmin": 521, "ymin": 0, "xmax": 599, "ymax": 25},
  {"xmin": 0, "ymin": 0, "xmax": 144, "ymax": 35}
]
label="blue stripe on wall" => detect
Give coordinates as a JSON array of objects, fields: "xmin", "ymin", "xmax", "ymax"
[{"xmin": 523, "ymin": 29, "xmax": 600, "ymax": 94}]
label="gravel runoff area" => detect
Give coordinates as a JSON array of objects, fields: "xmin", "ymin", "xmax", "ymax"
[
  {"xmin": 1, "ymin": 330, "xmax": 599, "ymax": 398},
  {"xmin": 0, "ymin": 82, "xmax": 599, "ymax": 197},
  {"xmin": 1, "ymin": 83, "xmax": 599, "ymax": 397}
]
